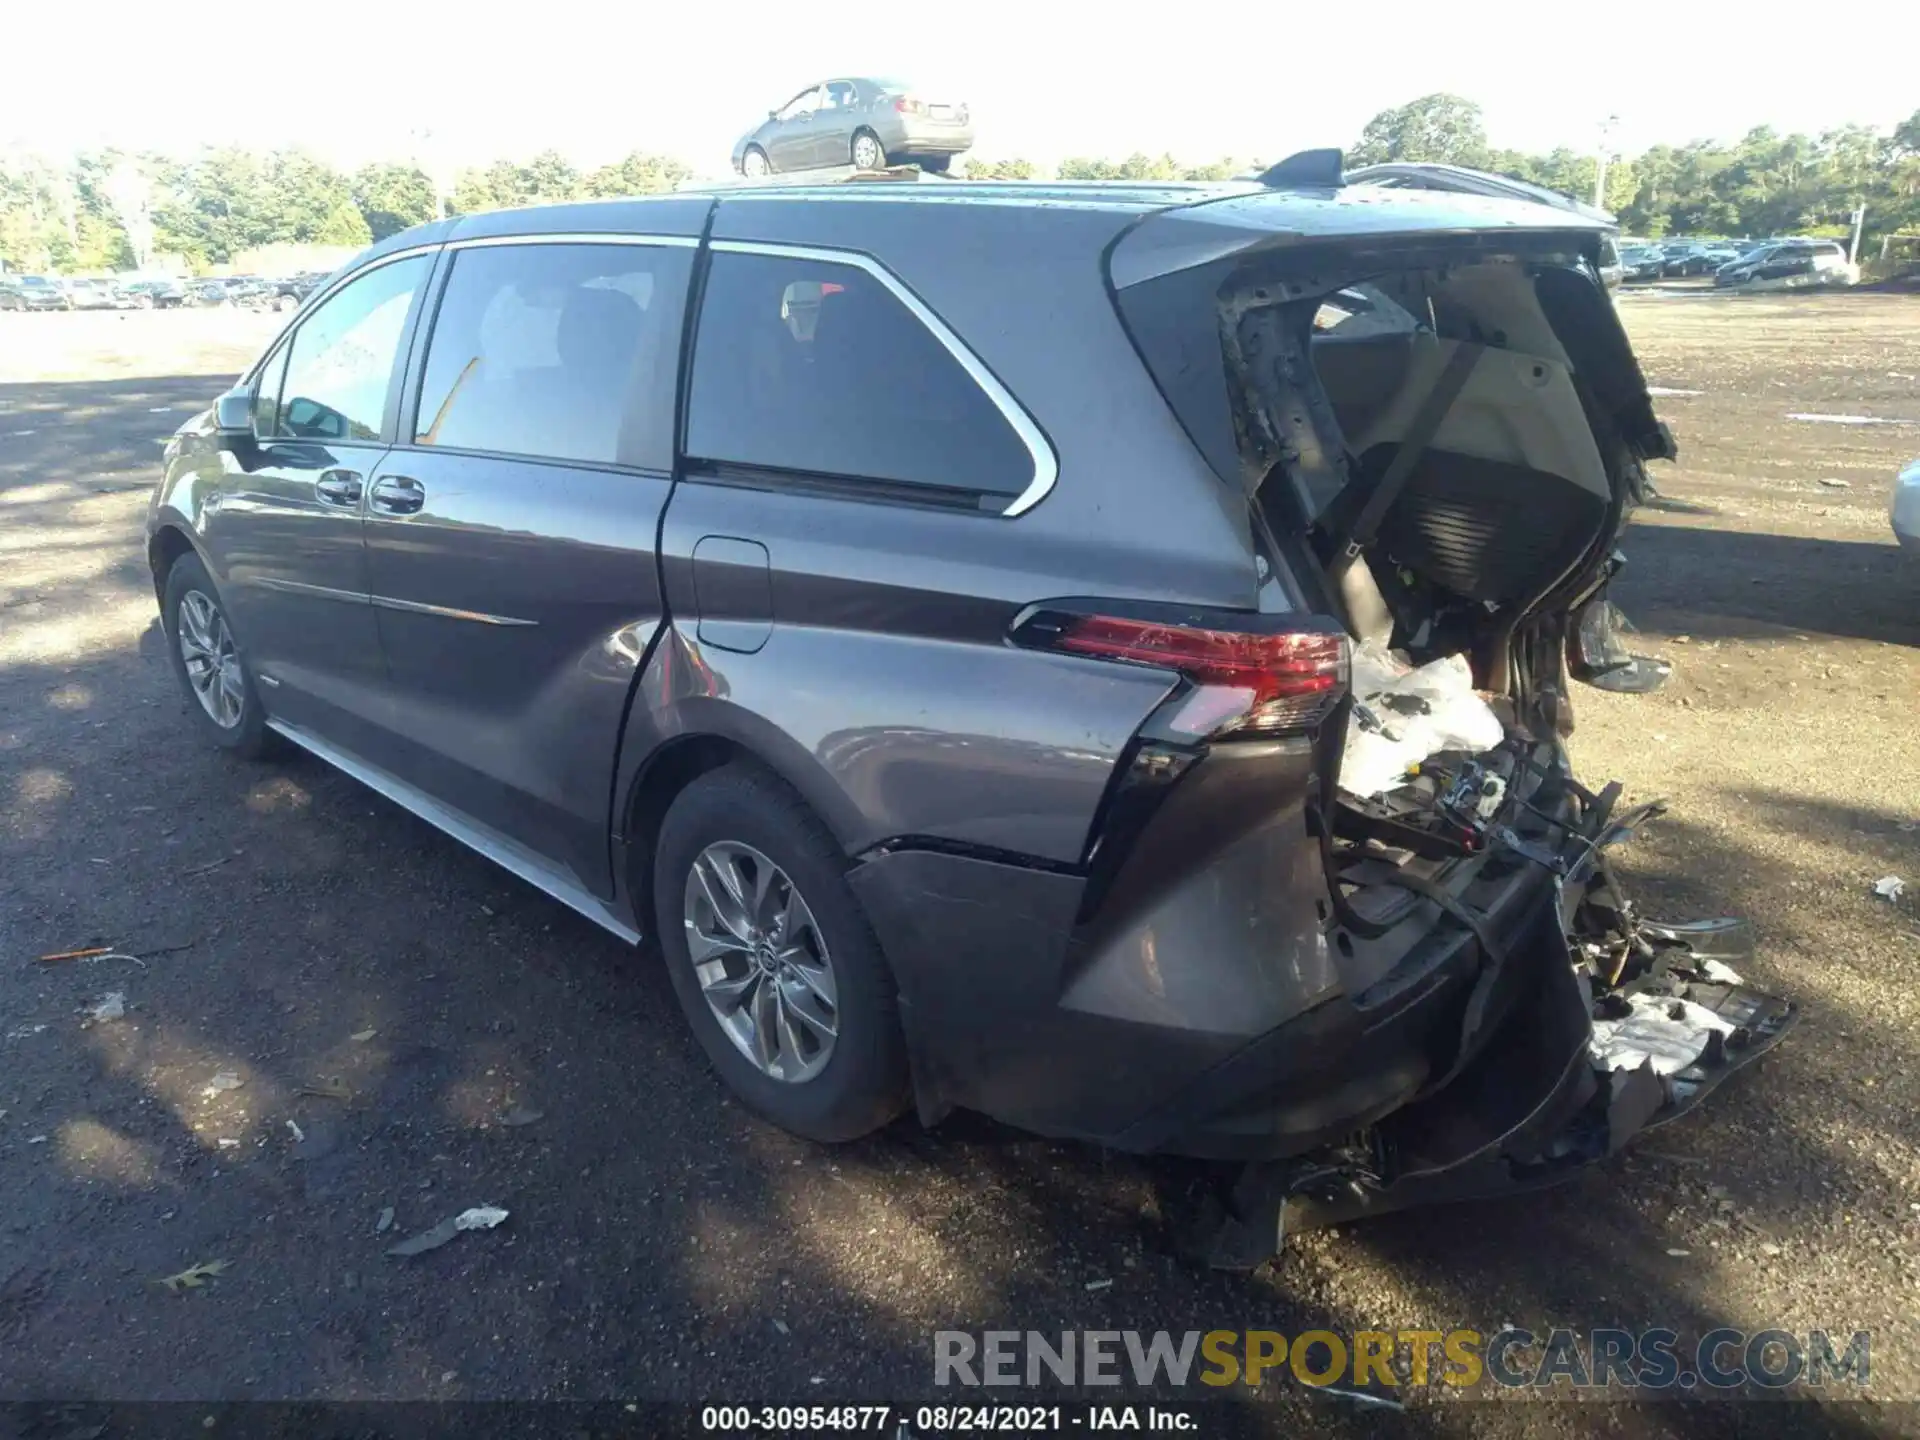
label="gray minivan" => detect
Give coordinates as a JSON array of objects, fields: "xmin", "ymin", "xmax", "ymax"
[{"xmin": 146, "ymin": 163, "xmax": 1791, "ymax": 1250}]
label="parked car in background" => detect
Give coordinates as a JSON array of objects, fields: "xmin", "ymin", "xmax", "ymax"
[
  {"xmin": 1715, "ymin": 239, "xmax": 1858, "ymax": 289},
  {"xmin": 732, "ymin": 77, "xmax": 973, "ymax": 176},
  {"xmin": 0, "ymin": 273, "xmax": 74, "ymax": 310},
  {"xmin": 1892, "ymin": 457, "xmax": 1919, "ymax": 552},
  {"xmin": 1656, "ymin": 242, "xmax": 1720, "ymax": 277},
  {"xmin": 62, "ymin": 277, "xmax": 123, "ymax": 310},
  {"xmin": 1620, "ymin": 245, "xmax": 1666, "ymax": 283},
  {"xmin": 120, "ymin": 278, "xmax": 187, "ymax": 309},
  {"xmin": 143, "ymin": 176, "xmax": 1790, "ymax": 1256},
  {"xmin": 1343, "ymin": 161, "xmax": 1626, "ymax": 288},
  {"xmin": 269, "ymin": 273, "xmax": 325, "ymax": 311}
]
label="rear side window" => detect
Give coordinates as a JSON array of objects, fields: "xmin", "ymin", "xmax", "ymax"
[
  {"xmin": 685, "ymin": 249, "xmax": 1035, "ymax": 504},
  {"xmin": 413, "ymin": 241, "xmax": 690, "ymax": 470},
  {"xmin": 273, "ymin": 255, "xmax": 429, "ymax": 442}
]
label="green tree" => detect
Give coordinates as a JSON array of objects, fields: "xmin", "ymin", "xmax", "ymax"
[
  {"xmin": 1350, "ymin": 94, "xmax": 1489, "ymax": 167},
  {"xmin": 962, "ymin": 156, "xmax": 1039, "ymax": 179},
  {"xmin": 582, "ymin": 152, "xmax": 692, "ymax": 197},
  {"xmin": 353, "ymin": 162, "xmax": 439, "ymax": 240}
]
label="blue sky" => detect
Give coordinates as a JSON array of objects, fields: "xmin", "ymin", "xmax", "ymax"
[{"xmin": 4, "ymin": 0, "xmax": 1913, "ymax": 176}]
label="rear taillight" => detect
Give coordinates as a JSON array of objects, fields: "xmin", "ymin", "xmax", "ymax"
[
  {"xmin": 893, "ymin": 96, "xmax": 925, "ymax": 115},
  {"xmin": 1030, "ymin": 611, "xmax": 1349, "ymax": 739}
]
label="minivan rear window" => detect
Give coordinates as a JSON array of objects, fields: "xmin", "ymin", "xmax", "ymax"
[{"xmin": 685, "ymin": 250, "xmax": 1034, "ymax": 502}]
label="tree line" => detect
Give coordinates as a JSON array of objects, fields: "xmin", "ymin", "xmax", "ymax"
[{"xmin": 4, "ymin": 92, "xmax": 1917, "ymax": 274}]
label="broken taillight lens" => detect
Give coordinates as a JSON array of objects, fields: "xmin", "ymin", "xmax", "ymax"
[{"xmin": 1043, "ymin": 613, "xmax": 1349, "ymax": 739}]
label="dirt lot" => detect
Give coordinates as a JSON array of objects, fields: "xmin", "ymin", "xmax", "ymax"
[{"xmin": 2, "ymin": 295, "xmax": 1918, "ymax": 1434}]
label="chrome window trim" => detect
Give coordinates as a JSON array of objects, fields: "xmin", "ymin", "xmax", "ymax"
[
  {"xmin": 706, "ymin": 239, "xmax": 1059, "ymax": 517},
  {"xmin": 446, "ymin": 233, "xmax": 698, "ymax": 251},
  {"xmin": 246, "ymin": 243, "xmax": 441, "ymax": 387}
]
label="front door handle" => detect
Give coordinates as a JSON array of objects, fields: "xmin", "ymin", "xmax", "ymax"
[
  {"xmin": 369, "ymin": 474, "xmax": 425, "ymax": 515},
  {"xmin": 314, "ymin": 469, "xmax": 363, "ymax": 507}
]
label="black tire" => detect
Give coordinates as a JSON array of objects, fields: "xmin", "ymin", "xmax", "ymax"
[
  {"xmin": 741, "ymin": 145, "xmax": 771, "ymax": 177},
  {"xmin": 654, "ymin": 764, "xmax": 908, "ymax": 1142},
  {"xmin": 850, "ymin": 129, "xmax": 886, "ymax": 171},
  {"xmin": 160, "ymin": 552, "xmax": 277, "ymax": 758}
]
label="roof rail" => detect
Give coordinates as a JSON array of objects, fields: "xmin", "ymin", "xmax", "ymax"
[
  {"xmin": 677, "ymin": 163, "xmax": 944, "ymax": 193},
  {"xmin": 1257, "ymin": 149, "xmax": 1345, "ymax": 190}
]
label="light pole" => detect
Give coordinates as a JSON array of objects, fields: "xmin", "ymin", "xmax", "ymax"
[{"xmin": 1594, "ymin": 114, "xmax": 1620, "ymax": 211}]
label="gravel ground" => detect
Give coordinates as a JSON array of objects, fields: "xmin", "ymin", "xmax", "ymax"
[{"xmin": 2, "ymin": 296, "xmax": 1918, "ymax": 1436}]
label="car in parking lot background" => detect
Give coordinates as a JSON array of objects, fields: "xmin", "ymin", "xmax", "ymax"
[
  {"xmin": 732, "ymin": 76, "xmax": 973, "ymax": 175},
  {"xmin": 0, "ymin": 273, "xmax": 74, "ymax": 310},
  {"xmin": 1716, "ymin": 237, "xmax": 1859, "ymax": 288}
]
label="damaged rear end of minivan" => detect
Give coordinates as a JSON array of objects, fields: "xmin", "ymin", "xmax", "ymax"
[{"xmin": 1085, "ymin": 181, "xmax": 1796, "ymax": 1263}]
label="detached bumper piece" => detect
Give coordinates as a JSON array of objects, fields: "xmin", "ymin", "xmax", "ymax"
[{"xmin": 1190, "ymin": 831, "xmax": 1798, "ymax": 1269}]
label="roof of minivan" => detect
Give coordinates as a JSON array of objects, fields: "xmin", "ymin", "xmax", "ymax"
[{"xmin": 366, "ymin": 179, "xmax": 1614, "ymax": 261}]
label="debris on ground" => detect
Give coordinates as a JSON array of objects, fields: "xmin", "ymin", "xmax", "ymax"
[
  {"xmin": 1697, "ymin": 958, "xmax": 1745, "ymax": 985},
  {"xmin": 158, "ymin": 1259, "xmax": 231, "ymax": 1293},
  {"xmin": 500, "ymin": 1105, "xmax": 544, "ymax": 1128},
  {"xmin": 1646, "ymin": 387, "xmax": 1704, "ymax": 397},
  {"xmin": 1590, "ymin": 994, "xmax": 1734, "ymax": 1076},
  {"xmin": 7, "ymin": 1024, "xmax": 50, "ymax": 1041},
  {"xmin": 183, "ymin": 856, "xmax": 233, "ymax": 877},
  {"xmin": 36, "ymin": 946, "xmax": 111, "ymax": 963},
  {"xmin": 298, "ymin": 1080, "xmax": 352, "ymax": 1101},
  {"xmin": 1084, "ymin": 1278, "xmax": 1113, "ymax": 1292},
  {"xmin": 375, "ymin": 1207, "xmax": 395, "ymax": 1234},
  {"xmin": 1665, "ymin": 1248, "xmax": 1691, "ymax": 1258},
  {"xmin": 386, "ymin": 1205, "xmax": 509, "ymax": 1258},
  {"xmin": 1873, "ymin": 875, "xmax": 1906, "ymax": 902},
  {"xmin": 772, "ymin": 1318, "xmax": 791, "ymax": 1336},
  {"xmin": 27, "ymin": 1134, "xmax": 49, "ymax": 1144},
  {"xmin": 349, "ymin": 1028, "xmax": 377, "ymax": 1043},
  {"xmin": 83, "ymin": 992, "xmax": 127, "ymax": 1023},
  {"xmin": 1816, "ymin": 477, "xmax": 1852, "ymax": 488},
  {"xmin": 202, "ymin": 1071, "xmax": 244, "ymax": 1097},
  {"xmin": 285, "ymin": 1119, "xmax": 305, "ymax": 1143}
]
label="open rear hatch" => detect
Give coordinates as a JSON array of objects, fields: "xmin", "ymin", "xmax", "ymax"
[{"xmin": 1105, "ymin": 181, "xmax": 1794, "ymax": 1258}]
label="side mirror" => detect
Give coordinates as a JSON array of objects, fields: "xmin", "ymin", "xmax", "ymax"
[
  {"xmin": 212, "ymin": 387, "xmax": 255, "ymax": 446},
  {"xmin": 767, "ymin": 109, "xmax": 778, "ymax": 120}
]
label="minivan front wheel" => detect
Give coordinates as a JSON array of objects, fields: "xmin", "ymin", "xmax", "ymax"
[
  {"xmin": 654, "ymin": 765, "xmax": 908, "ymax": 1141},
  {"xmin": 161, "ymin": 553, "xmax": 275, "ymax": 757}
]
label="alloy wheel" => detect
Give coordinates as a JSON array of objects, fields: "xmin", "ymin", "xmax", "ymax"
[
  {"xmin": 177, "ymin": 589, "xmax": 245, "ymax": 729},
  {"xmin": 682, "ymin": 839, "xmax": 838, "ymax": 1083}
]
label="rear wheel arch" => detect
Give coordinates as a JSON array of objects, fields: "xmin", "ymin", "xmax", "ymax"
[{"xmin": 622, "ymin": 731, "xmax": 863, "ymax": 947}]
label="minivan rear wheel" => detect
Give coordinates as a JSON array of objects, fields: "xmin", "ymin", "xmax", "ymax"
[{"xmin": 654, "ymin": 764, "xmax": 908, "ymax": 1142}]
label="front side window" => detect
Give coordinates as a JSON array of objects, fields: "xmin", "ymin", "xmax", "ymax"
[
  {"xmin": 271, "ymin": 255, "xmax": 428, "ymax": 442},
  {"xmin": 777, "ymin": 87, "xmax": 821, "ymax": 120},
  {"xmin": 412, "ymin": 241, "xmax": 689, "ymax": 469},
  {"xmin": 685, "ymin": 250, "xmax": 1035, "ymax": 503}
]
